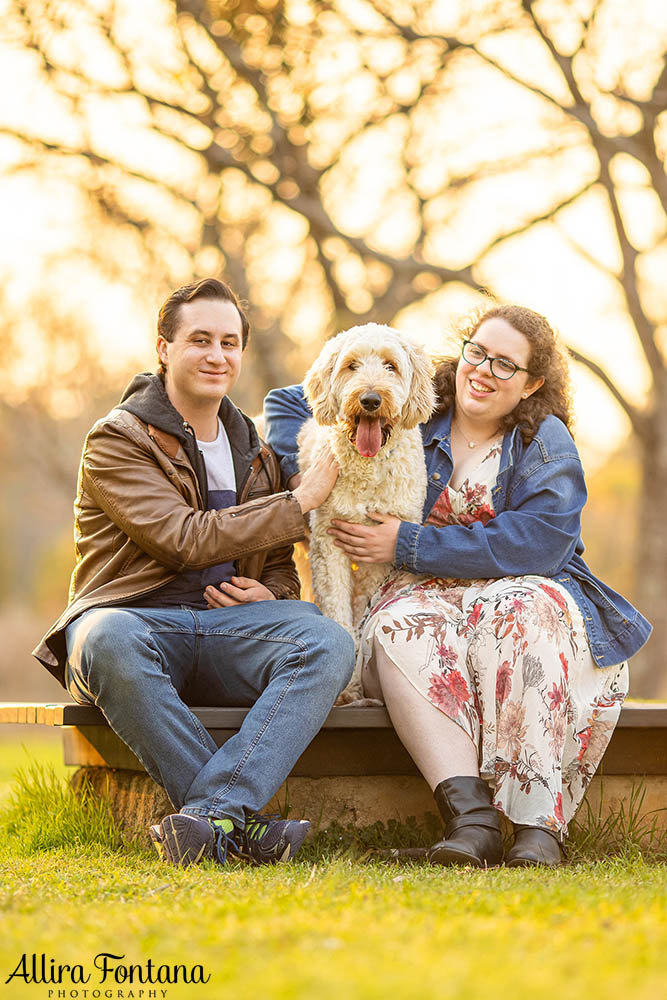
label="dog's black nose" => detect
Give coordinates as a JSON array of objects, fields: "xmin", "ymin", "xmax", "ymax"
[{"xmin": 360, "ymin": 391, "xmax": 382, "ymax": 412}]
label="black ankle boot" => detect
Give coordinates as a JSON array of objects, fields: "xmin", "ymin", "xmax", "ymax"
[
  {"xmin": 428, "ymin": 776, "xmax": 504, "ymax": 868},
  {"xmin": 506, "ymin": 825, "xmax": 565, "ymax": 867}
]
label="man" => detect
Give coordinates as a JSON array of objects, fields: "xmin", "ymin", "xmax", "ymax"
[{"xmin": 34, "ymin": 277, "xmax": 354, "ymax": 867}]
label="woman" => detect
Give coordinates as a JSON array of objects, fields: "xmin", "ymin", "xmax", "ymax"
[{"xmin": 263, "ymin": 304, "xmax": 651, "ymax": 867}]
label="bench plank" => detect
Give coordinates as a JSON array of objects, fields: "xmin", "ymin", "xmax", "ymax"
[
  {"xmin": 1, "ymin": 703, "xmax": 398, "ymax": 729},
  {"xmin": 61, "ymin": 723, "xmax": 667, "ymax": 776},
  {"xmin": 3, "ymin": 702, "xmax": 667, "ymax": 777},
  {"xmin": 3, "ymin": 701, "xmax": 667, "ymax": 728}
]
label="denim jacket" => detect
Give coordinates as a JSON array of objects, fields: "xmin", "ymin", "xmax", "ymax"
[{"xmin": 264, "ymin": 384, "xmax": 652, "ymax": 669}]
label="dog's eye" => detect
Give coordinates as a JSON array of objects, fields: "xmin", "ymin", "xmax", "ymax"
[
  {"xmin": 384, "ymin": 361, "xmax": 397, "ymax": 372},
  {"xmin": 347, "ymin": 362, "xmax": 359, "ymax": 371}
]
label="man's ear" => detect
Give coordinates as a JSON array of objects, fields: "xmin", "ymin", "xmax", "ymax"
[
  {"xmin": 303, "ymin": 334, "xmax": 343, "ymax": 425},
  {"xmin": 156, "ymin": 336, "xmax": 169, "ymax": 370}
]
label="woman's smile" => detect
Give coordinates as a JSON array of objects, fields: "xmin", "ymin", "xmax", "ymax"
[{"xmin": 467, "ymin": 377, "xmax": 494, "ymax": 397}]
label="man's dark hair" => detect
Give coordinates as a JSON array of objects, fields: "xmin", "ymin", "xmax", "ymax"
[{"xmin": 157, "ymin": 278, "xmax": 250, "ymax": 374}]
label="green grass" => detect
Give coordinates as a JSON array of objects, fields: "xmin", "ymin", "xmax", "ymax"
[
  {"xmin": 0, "ymin": 760, "xmax": 127, "ymax": 853},
  {"xmin": 0, "ymin": 734, "xmax": 68, "ymax": 798},
  {"xmin": 0, "ymin": 744, "xmax": 665, "ymax": 1000}
]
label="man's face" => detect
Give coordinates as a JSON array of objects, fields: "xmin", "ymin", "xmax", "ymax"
[{"xmin": 157, "ymin": 297, "xmax": 244, "ymax": 408}]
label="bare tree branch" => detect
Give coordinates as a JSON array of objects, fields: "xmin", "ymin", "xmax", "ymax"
[
  {"xmin": 595, "ymin": 152, "xmax": 663, "ymax": 372},
  {"xmin": 0, "ymin": 126, "xmax": 198, "ymax": 210},
  {"xmin": 520, "ymin": 0, "xmax": 667, "ymax": 208},
  {"xmin": 478, "ymin": 177, "xmax": 599, "ymax": 258},
  {"xmin": 4, "ymin": 0, "xmax": 664, "ymax": 402},
  {"xmin": 567, "ymin": 346, "xmax": 647, "ymax": 438},
  {"xmin": 552, "ymin": 221, "xmax": 618, "ymax": 281}
]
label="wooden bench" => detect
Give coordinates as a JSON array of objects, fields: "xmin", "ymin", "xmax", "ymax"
[{"xmin": 2, "ymin": 701, "xmax": 666, "ymax": 839}]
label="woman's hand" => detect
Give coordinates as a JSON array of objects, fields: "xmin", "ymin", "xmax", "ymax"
[
  {"xmin": 205, "ymin": 576, "xmax": 276, "ymax": 607},
  {"xmin": 327, "ymin": 512, "xmax": 401, "ymax": 563}
]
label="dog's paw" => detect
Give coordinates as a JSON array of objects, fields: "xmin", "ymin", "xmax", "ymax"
[
  {"xmin": 336, "ymin": 697, "xmax": 385, "ymax": 709},
  {"xmin": 334, "ymin": 683, "xmax": 364, "ymax": 706}
]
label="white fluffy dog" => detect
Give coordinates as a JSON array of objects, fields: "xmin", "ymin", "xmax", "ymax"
[{"xmin": 298, "ymin": 323, "xmax": 436, "ymax": 701}]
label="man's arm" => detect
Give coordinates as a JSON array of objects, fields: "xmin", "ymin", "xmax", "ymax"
[{"xmin": 83, "ymin": 419, "xmax": 306, "ymax": 570}]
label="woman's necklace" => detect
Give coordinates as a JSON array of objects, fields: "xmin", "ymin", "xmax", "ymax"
[{"xmin": 453, "ymin": 417, "xmax": 498, "ymax": 450}]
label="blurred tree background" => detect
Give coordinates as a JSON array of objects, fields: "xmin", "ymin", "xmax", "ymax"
[{"xmin": 0, "ymin": 0, "xmax": 664, "ymax": 696}]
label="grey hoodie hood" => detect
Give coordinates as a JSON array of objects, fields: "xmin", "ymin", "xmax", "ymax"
[{"xmin": 117, "ymin": 372, "xmax": 261, "ymax": 501}]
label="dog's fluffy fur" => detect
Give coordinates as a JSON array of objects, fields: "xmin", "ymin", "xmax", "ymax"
[{"xmin": 298, "ymin": 323, "xmax": 436, "ymax": 701}]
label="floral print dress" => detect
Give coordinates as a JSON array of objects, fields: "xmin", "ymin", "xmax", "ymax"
[{"xmin": 358, "ymin": 439, "xmax": 629, "ymax": 835}]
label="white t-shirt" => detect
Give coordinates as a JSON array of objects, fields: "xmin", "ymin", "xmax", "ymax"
[
  {"xmin": 198, "ymin": 418, "xmax": 236, "ymax": 498},
  {"xmin": 135, "ymin": 418, "xmax": 239, "ymax": 609}
]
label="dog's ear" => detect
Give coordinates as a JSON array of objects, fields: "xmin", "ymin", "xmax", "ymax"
[
  {"xmin": 402, "ymin": 341, "xmax": 437, "ymax": 429},
  {"xmin": 303, "ymin": 335, "xmax": 341, "ymax": 425}
]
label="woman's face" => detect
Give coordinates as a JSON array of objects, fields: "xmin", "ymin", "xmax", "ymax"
[{"xmin": 455, "ymin": 317, "xmax": 545, "ymax": 428}]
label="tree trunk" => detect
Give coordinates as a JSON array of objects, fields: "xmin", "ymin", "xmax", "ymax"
[{"xmin": 633, "ymin": 396, "xmax": 667, "ymax": 698}]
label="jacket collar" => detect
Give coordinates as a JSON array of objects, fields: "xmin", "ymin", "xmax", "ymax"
[
  {"xmin": 118, "ymin": 371, "xmax": 260, "ymax": 496},
  {"xmin": 421, "ymin": 408, "xmax": 452, "ymax": 448},
  {"xmin": 421, "ymin": 405, "xmax": 523, "ymax": 479}
]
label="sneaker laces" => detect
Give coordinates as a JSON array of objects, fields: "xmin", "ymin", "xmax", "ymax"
[
  {"xmin": 235, "ymin": 811, "xmax": 287, "ymax": 859},
  {"xmin": 243, "ymin": 811, "xmax": 279, "ymax": 844},
  {"xmin": 209, "ymin": 818, "xmax": 241, "ymax": 865}
]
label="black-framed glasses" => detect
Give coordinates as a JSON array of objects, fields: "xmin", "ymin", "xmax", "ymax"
[{"xmin": 461, "ymin": 340, "xmax": 530, "ymax": 380}]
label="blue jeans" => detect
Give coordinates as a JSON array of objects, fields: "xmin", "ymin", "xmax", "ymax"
[{"xmin": 65, "ymin": 601, "xmax": 354, "ymax": 825}]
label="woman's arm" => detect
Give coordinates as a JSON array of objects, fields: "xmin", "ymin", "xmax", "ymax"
[
  {"xmin": 267, "ymin": 391, "xmax": 586, "ymax": 581},
  {"xmin": 395, "ymin": 453, "xmax": 585, "ymax": 578},
  {"xmin": 329, "ymin": 447, "xmax": 586, "ymax": 579},
  {"xmin": 263, "ymin": 384, "xmax": 312, "ymax": 486}
]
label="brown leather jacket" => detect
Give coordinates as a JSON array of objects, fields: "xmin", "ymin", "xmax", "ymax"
[{"xmin": 34, "ymin": 374, "xmax": 305, "ymax": 686}]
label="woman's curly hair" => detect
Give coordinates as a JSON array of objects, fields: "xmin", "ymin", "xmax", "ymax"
[{"xmin": 433, "ymin": 303, "xmax": 574, "ymax": 445}]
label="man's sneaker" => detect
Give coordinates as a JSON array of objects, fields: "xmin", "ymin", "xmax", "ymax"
[
  {"xmin": 150, "ymin": 811, "xmax": 310, "ymax": 867},
  {"xmin": 150, "ymin": 813, "xmax": 238, "ymax": 867},
  {"xmin": 236, "ymin": 812, "xmax": 310, "ymax": 865}
]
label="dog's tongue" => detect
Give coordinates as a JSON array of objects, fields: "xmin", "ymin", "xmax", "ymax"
[{"xmin": 356, "ymin": 416, "xmax": 383, "ymax": 457}]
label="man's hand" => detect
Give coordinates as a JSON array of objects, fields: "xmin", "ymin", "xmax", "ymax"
[
  {"xmin": 327, "ymin": 512, "xmax": 401, "ymax": 563},
  {"xmin": 292, "ymin": 448, "xmax": 339, "ymax": 514},
  {"xmin": 205, "ymin": 576, "xmax": 276, "ymax": 607}
]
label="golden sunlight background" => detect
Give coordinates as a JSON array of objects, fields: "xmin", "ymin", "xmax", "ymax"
[{"xmin": 0, "ymin": 0, "xmax": 665, "ymax": 695}]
